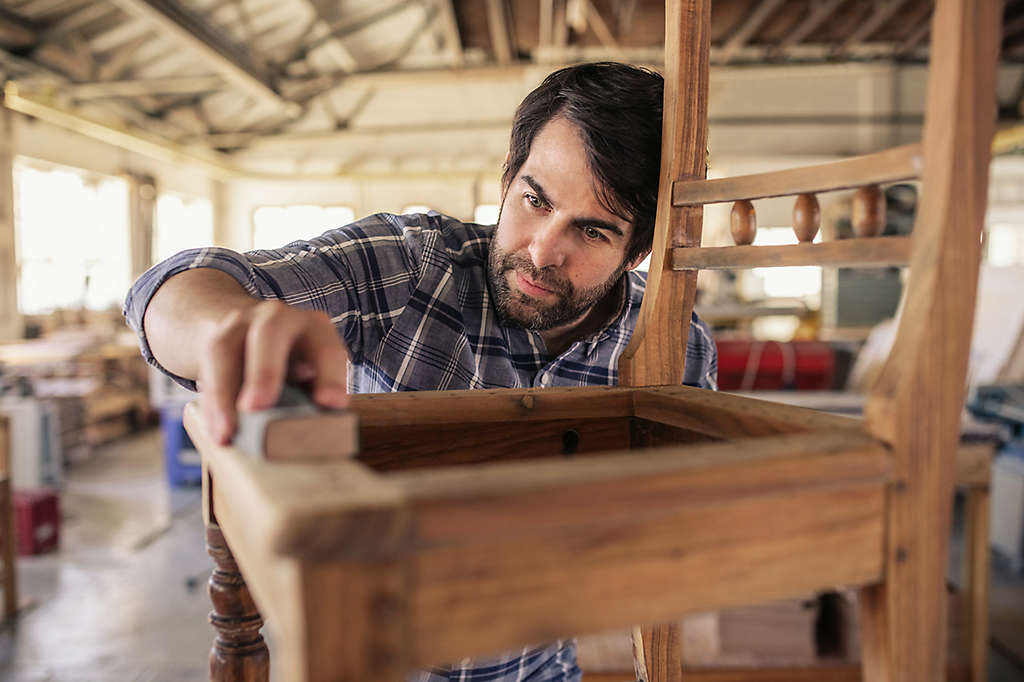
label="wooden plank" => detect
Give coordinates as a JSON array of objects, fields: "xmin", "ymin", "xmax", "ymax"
[
  {"xmin": 406, "ymin": 479, "xmax": 886, "ymax": 666},
  {"xmin": 0, "ymin": 97, "xmax": 17, "ymax": 342},
  {"xmin": 0, "ymin": 417, "xmax": 15, "ymax": 621},
  {"xmin": 954, "ymin": 443, "xmax": 993, "ymax": 488},
  {"xmin": 617, "ymin": 0, "xmax": 709, "ymax": 387},
  {"xmin": 358, "ymin": 417, "xmax": 633, "ymax": 471},
  {"xmin": 391, "ymin": 431, "xmax": 888, "ymax": 548},
  {"xmin": 672, "ymin": 144, "xmax": 922, "ymax": 206},
  {"xmin": 860, "ymin": 0, "xmax": 1002, "ymax": 680},
  {"xmin": 185, "ymin": 402, "xmax": 409, "ymax": 561},
  {"xmin": 295, "ymin": 560, "xmax": 408, "ymax": 682},
  {"xmin": 633, "ymin": 386, "xmax": 862, "ymax": 439},
  {"xmin": 584, "ymin": 662, "xmax": 970, "ymax": 681},
  {"xmin": 963, "ymin": 487, "xmax": 990, "ymax": 682},
  {"xmin": 349, "ymin": 385, "xmax": 634, "ymax": 426},
  {"xmin": 671, "ymin": 237, "xmax": 911, "ymax": 271}
]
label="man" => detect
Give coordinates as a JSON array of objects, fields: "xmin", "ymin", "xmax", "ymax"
[{"xmin": 125, "ymin": 62, "xmax": 717, "ymax": 681}]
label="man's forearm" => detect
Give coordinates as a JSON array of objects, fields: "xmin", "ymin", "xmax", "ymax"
[{"xmin": 143, "ymin": 268, "xmax": 260, "ymax": 381}]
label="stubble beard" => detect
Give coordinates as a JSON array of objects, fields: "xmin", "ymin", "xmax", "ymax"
[{"xmin": 487, "ymin": 242, "xmax": 624, "ymax": 332}]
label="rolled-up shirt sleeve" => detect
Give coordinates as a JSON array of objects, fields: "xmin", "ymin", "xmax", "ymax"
[{"xmin": 122, "ymin": 216, "xmax": 414, "ymax": 390}]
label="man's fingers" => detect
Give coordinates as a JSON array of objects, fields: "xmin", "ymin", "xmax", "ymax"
[
  {"xmin": 238, "ymin": 302, "xmax": 303, "ymax": 411},
  {"xmin": 295, "ymin": 312, "xmax": 350, "ymax": 409},
  {"xmin": 198, "ymin": 316, "xmax": 247, "ymax": 444}
]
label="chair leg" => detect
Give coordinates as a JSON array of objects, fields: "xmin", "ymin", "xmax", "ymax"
[
  {"xmin": 207, "ymin": 523, "xmax": 269, "ymax": 682},
  {"xmin": 632, "ymin": 624, "xmax": 683, "ymax": 682},
  {"xmin": 963, "ymin": 486, "xmax": 990, "ymax": 682},
  {"xmin": 0, "ymin": 483, "xmax": 15, "ymax": 622}
]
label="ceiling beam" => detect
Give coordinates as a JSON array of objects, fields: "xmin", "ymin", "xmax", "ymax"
[
  {"xmin": 436, "ymin": 0, "xmax": 464, "ymax": 69},
  {"xmin": 105, "ymin": 0, "xmax": 297, "ymax": 115},
  {"xmin": 41, "ymin": 4, "xmax": 119, "ymax": 43},
  {"xmin": 67, "ymin": 76, "xmax": 227, "ymax": 100},
  {"xmin": 772, "ymin": 0, "xmax": 846, "ymax": 54},
  {"xmin": 486, "ymin": 0, "xmax": 514, "ymax": 65},
  {"xmin": 717, "ymin": 0, "xmax": 787, "ymax": 65},
  {"xmin": 584, "ymin": 0, "xmax": 621, "ymax": 53},
  {"xmin": 0, "ymin": 7, "xmax": 40, "ymax": 49},
  {"xmin": 836, "ymin": 0, "xmax": 911, "ymax": 56},
  {"xmin": 297, "ymin": 0, "xmax": 359, "ymax": 73},
  {"xmin": 896, "ymin": 2, "xmax": 934, "ymax": 56}
]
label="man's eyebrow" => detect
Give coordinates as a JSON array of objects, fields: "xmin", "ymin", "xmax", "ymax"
[{"xmin": 521, "ymin": 174, "xmax": 625, "ymax": 238}]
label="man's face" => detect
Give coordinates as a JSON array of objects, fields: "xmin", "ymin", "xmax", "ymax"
[{"xmin": 489, "ymin": 117, "xmax": 640, "ymax": 332}]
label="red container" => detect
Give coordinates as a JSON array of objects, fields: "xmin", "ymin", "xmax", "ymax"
[
  {"xmin": 13, "ymin": 489, "xmax": 60, "ymax": 556},
  {"xmin": 716, "ymin": 340, "xmax": 835, "ymax": 391}
]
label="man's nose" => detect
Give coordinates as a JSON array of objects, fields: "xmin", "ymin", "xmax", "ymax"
[{"xmin": 528, "ymin": 221, "xmax": 568, "ymax": 270}]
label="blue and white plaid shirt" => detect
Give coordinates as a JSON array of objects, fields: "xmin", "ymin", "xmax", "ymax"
[{"xmin": 124, "ymin": 212, "xmax": 717, "ymax": 681}]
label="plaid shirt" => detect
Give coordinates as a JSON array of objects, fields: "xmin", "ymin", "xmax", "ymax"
[{"xmin": 124, "ymin": 212, "xmax": 717, "ymax": 681}]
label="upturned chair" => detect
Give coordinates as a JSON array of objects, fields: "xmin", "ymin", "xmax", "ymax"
[{"xmin": 186, "ymin": 0, "xmax": 1001, "ymax": 680}]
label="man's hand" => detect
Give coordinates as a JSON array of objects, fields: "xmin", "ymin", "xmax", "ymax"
[
  {"xmin": 143, "ymin": 269, "xmax": 349, "ymax": 446},
  {"xmin": 197, "ymin": 301, "xmax": 350, "ymax": 445}
]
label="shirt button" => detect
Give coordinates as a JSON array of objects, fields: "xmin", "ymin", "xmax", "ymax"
[{"xmin": 540, "ymin": 373, "xmax": 551, "ymax": 387}]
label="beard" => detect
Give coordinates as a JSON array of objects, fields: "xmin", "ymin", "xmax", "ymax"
[{"xmin": 487, "ymin": 242, "xmax": 624, "ymax": 331}]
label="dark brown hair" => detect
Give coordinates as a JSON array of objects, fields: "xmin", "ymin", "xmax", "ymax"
[{"xmin": 502, "ymin": 62, "xmax": 664, "ymax": 264}]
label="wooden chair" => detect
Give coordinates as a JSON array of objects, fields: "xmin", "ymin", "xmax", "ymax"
[{"xmin": 186, "ymin": 0, "xmax": 1001, "ymax": 680}]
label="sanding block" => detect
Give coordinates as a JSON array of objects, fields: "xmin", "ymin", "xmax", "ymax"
[{"xmin": 234, "ymin": 384, "xmax": 359, "ymax": 460}]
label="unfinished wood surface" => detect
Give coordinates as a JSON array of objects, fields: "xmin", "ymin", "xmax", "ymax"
[
  {"xmin": 954, "ymin": 443, "xmax": 994, "ymax": 488},
  {"xmin": 406, "ymin": 477, "xmax": 885, "ymax": 666},
  {"xmin": 617, "ymin": 0, "xmax": 709, "ymax": 387},
  {"xmin": 860, "ymin": 1, "xmax": 1001, "ymax": 681},
  {"xmin": 186, "ymin": 402, "xmax": 408, "ymax": 561},
  {"xmin": 963, "ymin": 487, "xmax": 990, "ymax": 682},
  {"xmin": 671, "ymin": 237, "xmax": 911, "ymax": 271},
  {"xmin": 349, "ymin": 385, "xmax": 634, "ymax": 426},
  {"xmin": 633, "ymin": 386, "xmax": 861, "ymax": 439},
  {"xmin": 671, "ymin": 144, "xmax": 922, "ymax": 206},
  {"xmin": 358, "ymin": 417, "xmax": 633, "ymax": 471},
  {"xmin": 584, "ymin": 662, "xmax": 970, "ymax": 682},
  {"xmin": 295, "ymin": 560, "xmax": 408, "ymax": 682}
]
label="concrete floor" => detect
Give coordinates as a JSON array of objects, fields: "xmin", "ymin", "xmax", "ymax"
[{"xmin": 0, "ymin": 428, "xmax": 1022, "ymax": 681}]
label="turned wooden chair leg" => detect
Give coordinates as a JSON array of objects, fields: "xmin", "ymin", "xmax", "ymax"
[
  {"xmin": 207, "ymin": 523, "xmax": 270, "ymax": 682},
  {"xmin": 963, "ymin": 485, "xmax": 990, "ymax": 682},
  {"xmin": 632, "ymin": 624, "xmax": 683, "ymax": 682}
]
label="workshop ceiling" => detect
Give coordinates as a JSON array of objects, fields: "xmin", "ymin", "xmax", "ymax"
[{"xmin": 1, "ymin": 0, "xmax": 1023, "ymax": 175}]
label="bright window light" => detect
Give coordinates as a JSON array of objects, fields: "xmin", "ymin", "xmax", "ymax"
[
  {"xmin": 154, "ymin": 194, "xmax": 213, "ymax": 261},
  {"xmin": 401, "ymin": 205, "xmax": 431, "ymax": 215},
  {"xmin": 740, "ymin": 227, "xmax": 822, "ymax": 304},
  {"xmin": 474, "ymin": 204, "xmax": 499, "ymax": 225},
  {"xmin": 13, "ymin": 157, "xmax": 130, "ymax": 314},
  {"xmin": 252, "ymin": 205, "xmax": 355, "ymax": 250},
  {"xmin": 987, "ymin": 222, "xmax": 1024, "ymax": 266}
]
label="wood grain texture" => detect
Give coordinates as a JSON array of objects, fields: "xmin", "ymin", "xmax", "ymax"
[
  {"xmin": 583, "ymin": 662, "xmax": 970, "ymax": 682},
  {"xmin": 633, "ymin": 387, "xmax": 862, "ymax": 439},
  {"xmin": 617, "ymin": 0, "xmax": 709, "ymax": 388},
  {"xmin": 671, "ymin": 237, "xmax": 911, "ymax": 271},
  {"xmin": 963, "ymin": 487, "xmax": 990, "ymax": 682},
  {"xmin": 206, "ymin": 523, "xmax": 269, "ymax": 682},
  {"xmin": 861, "ymin": 1, "xmax": 1001, "ymax": 681},
  {"xmin": 186, "ymin": 402, "xmax": 409, "ymax": 561},
  {"xmin": 349, "ymin": 385, "xmax": 634, "ymax": 426},
  {"xmin": 358, "ymin": 417, "xmax": 633, "ymax": 471},
  {"xmin": 671, "ymin": 144, "xmax": 922, "ymax": 206},
  {"xmin": 407, "ymin": 479, "xmax": 885, "ymax": 666}
]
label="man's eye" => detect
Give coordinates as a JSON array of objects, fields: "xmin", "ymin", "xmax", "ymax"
[
  {"xmin": 583, "ymin": 226, "xmax": 606, "ymax": 241},
  {"xmin": 525, "ymin": 193, "xmax": 543, "ymax": 208}
]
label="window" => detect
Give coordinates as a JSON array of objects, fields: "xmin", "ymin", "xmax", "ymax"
[
  {"xmin": 154, "ymin": 194, "xmax": 214, "ymax": 262},
  {"xmin": 739, "ymin": 227, "xmax": 823, "ymax": 304},
  {"xmin": 252, "ymin": 205, "xmax": 355, "ymax": 250},
  {"xmin": 985, "ymin": 208, "xmax": 1024, "ymax": 266},
  {"xmin": 473, "ymin": 204, "xmax": 499, "ymax": 225},
  {"xmin": 13, "ymin": 157, "xmax": 130, "ymax": 314},
  {"xmin": 401, "ymin": 205, "xmax": 431, "ymax": 216}
]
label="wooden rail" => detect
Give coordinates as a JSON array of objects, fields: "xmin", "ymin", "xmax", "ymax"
[
  {"xmin": 672, "ymin": 144, "xmax": 922, "ymax": 206},
  {"xmin": 672, "ymin": 236, "xmax": 911, "ymax": 270}
]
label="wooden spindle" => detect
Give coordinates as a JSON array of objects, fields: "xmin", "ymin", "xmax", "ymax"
[
  {"xmin": 852, "ymin": 184, "xmax": 886, "ymax": 237},
  {"xmin": 207, "ymin": 523, "xmax": 269, "ymax": 682},
  {"xmin": 792, "ymin": 193, "xmax": 820, "ymax": 243},
  {"xmin": 730, "ymin": 199, "xmax": 756, "ymax": 245}
]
